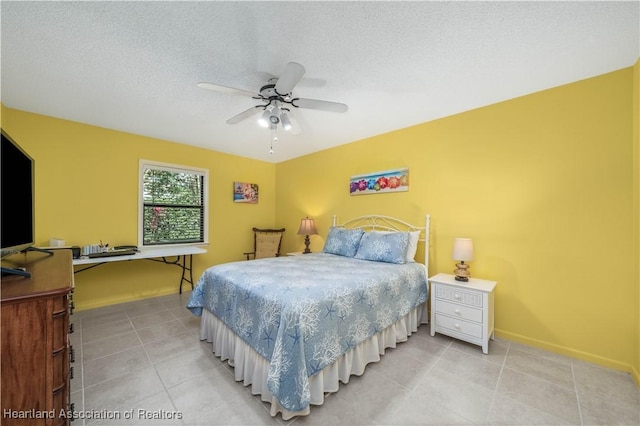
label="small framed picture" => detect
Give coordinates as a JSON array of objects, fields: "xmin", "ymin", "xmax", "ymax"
[{"xmin": 233, "ymin": 182, "xmax": 259, "ymax": 203}]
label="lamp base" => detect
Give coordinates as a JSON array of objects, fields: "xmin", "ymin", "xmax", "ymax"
[
  {"xmin": 303, "ymin": 235, "xmax": 311, "ymax": 254},
  {"xmin": 453, "ymin": 261, "xmax": 470, "ymax": 282}
]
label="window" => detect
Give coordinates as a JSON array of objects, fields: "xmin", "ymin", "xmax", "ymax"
[{"xmin": 139, "ymin": 160, "xmax": 208, "ymax": 247}]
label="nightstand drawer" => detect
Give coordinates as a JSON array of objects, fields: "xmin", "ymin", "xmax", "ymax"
[
  {"xmin": 434, "ymin": 285, "xmax": 483, "ymax": 308},
  {"xmin": 435, "ymin": 314, "xmax": 482, "ymax": 339},
  {"xmin": 434, "ymin": 299, "xmax": 482, "ymax": 323}
]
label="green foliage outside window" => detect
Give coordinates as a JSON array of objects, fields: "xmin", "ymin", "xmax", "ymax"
[{"xmin": 142, "ymin": 168, "xmax": 204, "ymax": 245}]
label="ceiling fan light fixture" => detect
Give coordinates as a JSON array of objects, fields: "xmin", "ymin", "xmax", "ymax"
[
  {"xmin": 280, "ymin": 112, "xmax": 292, "ymax": 131},
  {"xmin": 265, "ymin": 103, "xmax": 281, "ymax": 126},
  {"xmin": 257, "ymin": 108, "xmax": 271, "ymax": 128}
]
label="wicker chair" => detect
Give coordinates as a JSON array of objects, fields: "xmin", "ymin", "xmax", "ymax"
[{"xmin": 244, "ymin": 227, "xmax": 286, "ymax": 260}]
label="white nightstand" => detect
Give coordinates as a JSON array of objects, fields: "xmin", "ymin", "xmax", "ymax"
[{"xmin": 429, "ymin": 273, "xmax": 497, "ymax": 354}]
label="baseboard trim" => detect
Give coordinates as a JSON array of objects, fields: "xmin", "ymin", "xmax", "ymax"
[
  {"xmin": 74, "ymin": 287, "xmax": 183, "ymax": 312},
  {"xmin": 495, "ymin": 328, "xmax": 637, "ymax": 385},
  {"xmin": 631, "ymin": 365, "xmax": 640, "ymax": 388}
]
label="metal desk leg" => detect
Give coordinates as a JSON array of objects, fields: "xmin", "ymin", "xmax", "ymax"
[{"xmin": 179, "ymin": 254, "xmax": 195, "ymax": 294}]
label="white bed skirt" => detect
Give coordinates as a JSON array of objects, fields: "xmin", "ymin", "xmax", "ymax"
[{"xmin": 199, "ymin": 303, "xmax": 428, "ymax": 420}]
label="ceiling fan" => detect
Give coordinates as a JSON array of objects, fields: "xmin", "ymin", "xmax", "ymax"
[{"xmin": 197, "ymin": 62, "xmax": 348, "ymax": 136}]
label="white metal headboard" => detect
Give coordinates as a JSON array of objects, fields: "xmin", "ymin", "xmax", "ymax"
[{"xmin": 332, "ymin": 214, "xmax": 431, "ymax": 275}]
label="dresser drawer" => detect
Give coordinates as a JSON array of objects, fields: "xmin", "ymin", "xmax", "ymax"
[
  {"xmin": 52, "ymin": 346, "xmax": 68, "ymax": 391},
  {"xmin": 52, "ymin": 382, "xmax": 67, "ymax": 425},
  {"xmin": 434, "ymin": 284, "xmax": 483, "ymax": 308},
  {"xmin": 435, "ymin": 314, "xmax": 483, "ymax": 339},
  {"xmin": 52, "ymin": 294, "xmax": 67, "ymax": 312},
  {"xmin": 52, "ymin": 313, "xmax": 68, "ymax": 353},
  {"xmin": 434, "ymin": 299, "xmax": 482, "ymax": 323}
]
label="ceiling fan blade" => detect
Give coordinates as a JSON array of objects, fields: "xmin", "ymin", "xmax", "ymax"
[
  {"xmin": 274, "ymin": 62, "xmax": 305, "ymax": 95},
  {"xmin": 197, "ymin": 82, "xmax": 257, "ymax": 98},
  {"xmin": 226, "ymin": 106, "xmax": 263, "ymax": 124},
  {"xmin": 292, "ymin": 98, "xmax": 348, "ymax": 113}
]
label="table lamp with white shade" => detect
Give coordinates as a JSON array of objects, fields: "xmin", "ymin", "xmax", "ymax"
[{"xmin": 452, "ymin": 237, "xmax": 474, "ymax": 282}]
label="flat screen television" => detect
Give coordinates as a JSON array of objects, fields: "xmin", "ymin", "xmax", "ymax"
[{"xmin": 1, "ymin": 129, "xmax": 35, "ymax": 259}]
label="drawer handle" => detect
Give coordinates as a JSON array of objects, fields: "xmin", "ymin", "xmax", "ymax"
[
  {"xmin": 454, "ymin": 293, "xmax": 461, "ymax": 300},
  {"xmin": 454, "ymin": 309, "xmax": 461, "ymax": 315},
  {"xmin": 454, "ymin": 323, "xmax": 460, "ymax": 329}
]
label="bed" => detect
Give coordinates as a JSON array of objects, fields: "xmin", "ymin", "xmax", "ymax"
[{"xmin": 187, "ymin": 214, "xmax": 431, "ymax": 419}]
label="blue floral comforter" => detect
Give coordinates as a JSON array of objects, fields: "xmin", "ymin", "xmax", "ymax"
[{"xmin": 187, "ymin": 252, "xmax": 428, "ymax": 412}]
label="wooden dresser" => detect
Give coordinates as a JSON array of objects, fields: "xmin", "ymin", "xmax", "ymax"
[{"xmin": 1, "ymin": 249, "xmax": 75, "ymax": 425}]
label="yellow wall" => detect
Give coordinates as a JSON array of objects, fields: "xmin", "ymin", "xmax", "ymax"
[
  {"xmin": 633, "ymin": 59, "xmax": 640, "ymax": 385},
  {"xmin": 0, "ymin": 107, "xmax": 276, "ymax": 310},
  {"xmin": 277, "ymin": 68, "xmax": 637, "ymax": 375}
]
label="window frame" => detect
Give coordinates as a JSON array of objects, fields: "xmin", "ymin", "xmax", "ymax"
[{"xmin": 138, "ymin": 159, "xmax": 209, "ymax": 249}]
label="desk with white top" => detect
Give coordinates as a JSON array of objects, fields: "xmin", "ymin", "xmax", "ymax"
[{"xmin": 73, "ymin": 246, "xmax": 207, "ymax": 293}]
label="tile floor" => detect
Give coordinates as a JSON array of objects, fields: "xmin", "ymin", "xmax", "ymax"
[{"xmin": 70, "ymin": 291, "xmax": 640, "ymax": 426}]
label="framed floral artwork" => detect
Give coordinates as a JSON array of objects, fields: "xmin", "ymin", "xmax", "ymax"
[
  {"xmin": 233, "ymin": 182, "xmax": 259, "ymax": 203},
  {"xmin": 350, "ymin": 168, "xmax": 409, "ymax": 195}
]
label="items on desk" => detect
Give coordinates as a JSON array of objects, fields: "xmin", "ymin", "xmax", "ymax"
[
  {"xmin": 81, "ymin": 243, "xmax": 138, "ymax": 257},
  {"xmin": 49, "ymin": 238, "xmax": 66, "ymax": 247},
  {"xmin": 86, "ymin": 249, "xmax": 137, "ymax": 259},
  {"xmin": 81, "ymin": 244, "xmax": 103, "ymax": 256}
]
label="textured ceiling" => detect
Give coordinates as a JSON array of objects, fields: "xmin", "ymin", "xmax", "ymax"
[{"xmin": 1, "ymin": 1, "xmax": 638, "ymax": 163}]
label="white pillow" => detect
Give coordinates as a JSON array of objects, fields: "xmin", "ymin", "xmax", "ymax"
[
  {"xmin": 373, "ymin": 230, "xmax": 420, "ymax": 263},
  {"xmin": 406, "ymin": 230, "xmax": 420, "ymax": 262}
]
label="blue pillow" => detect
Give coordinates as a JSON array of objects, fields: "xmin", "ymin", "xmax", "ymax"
[
  {"xmin": 354, "ymin": 231, "xmax": 410, "ymax": 264},
  {"xmin": 322, "ymin": 227, "xmax": 364, "ymax": 257}
]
